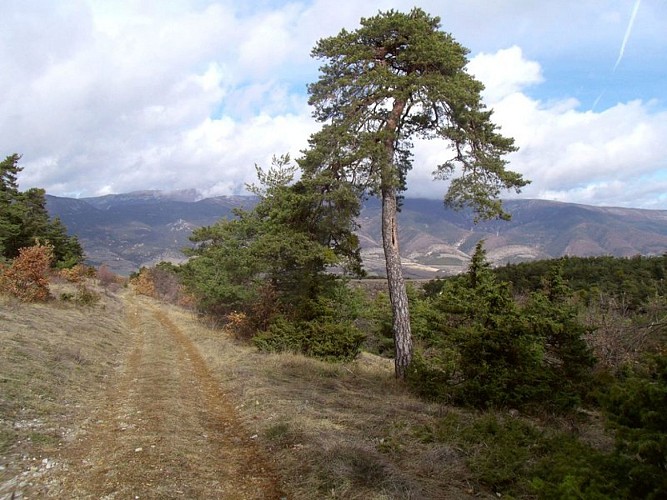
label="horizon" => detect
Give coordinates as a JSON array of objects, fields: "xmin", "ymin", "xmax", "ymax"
[{"xmin": 46, "ymin": 188, "xmax": 667, "ymax": 212}]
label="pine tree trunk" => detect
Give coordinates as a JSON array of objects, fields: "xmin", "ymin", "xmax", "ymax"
[{"xmin": 381, "ymin": 185, "xmax": 413, "ymax": 379}]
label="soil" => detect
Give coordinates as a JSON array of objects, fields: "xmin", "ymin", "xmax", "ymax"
[{"xmin": 15, "ymin": 294, "xmax": 284, "ymax": 499}]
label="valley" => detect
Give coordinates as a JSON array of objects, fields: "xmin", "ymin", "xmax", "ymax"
[{"xmin": 47, "ymin": 192, "xmax": 667, "ymax": 276}]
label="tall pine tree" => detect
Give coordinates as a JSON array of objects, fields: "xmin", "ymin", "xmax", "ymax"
[{"xmin": 301, "ymin": 9, "xmax": 528, "ymax": 378}]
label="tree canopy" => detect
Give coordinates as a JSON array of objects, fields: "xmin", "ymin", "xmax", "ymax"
[{"xmin": 182, "ymin": 155, "xmax": 364, "ymax": 360}]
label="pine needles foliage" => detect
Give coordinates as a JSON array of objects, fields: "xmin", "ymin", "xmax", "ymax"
[
  {"xmin": 182, "ymin": 155, "xmax": 365, "ymax": 361},
  {"xmin": 407, "ymin": 241, "xmax": 595, "ymax": 411}
]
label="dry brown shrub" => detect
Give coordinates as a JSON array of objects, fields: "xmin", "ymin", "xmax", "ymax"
[
  {"xmin": 0, "ymin": 244, "xmax": 53, "ymax": 302},
  {"xmin": 176, "ymin": 289, "xmax": 196, "ymax": 309},
  {"xmin": 150, "ymin": 267, "xmax": 182, "ymax": 303},
  {"xmin": 96, "ymin": 264, "xmax": 118, "ymax": 288},
  {"xmin": 584, "ymin": 295, "xmax": 667, "ymax": 373},
  {"xmin": 130, "ymin": 268, "xmax": 156, "ymax": 297},
  {"xmin": 60, "ymin": 264, "xmax": 94, "ymax": 283},
  {"xmin": 128, "ymin": 266, "xmax": 194, "ymax": 308},
  {"xmin": 224, "ymin": 311, "xmax": 254, "ymax": 339}
]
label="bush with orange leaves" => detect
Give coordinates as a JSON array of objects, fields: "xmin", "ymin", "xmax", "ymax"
[
  {"xmin": 59, "ymin": 263, "xmax": 95, "ymax": 283},
  {"xmin": 0, "ymin": 243, "xmax": 54, "ymax": 301},
  {"xmin": 130, "ymin": 267, "xmax": 156, "ymax": 297},
  {"xmin": 224, "ymin": 311, "xmax": 255, "ymax": 340}
]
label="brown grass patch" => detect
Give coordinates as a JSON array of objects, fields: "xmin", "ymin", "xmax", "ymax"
[
  {"xmin": 165, "ymin": 306, "xmax": 480, "ymax": 499},
  {"xmin": 0, "ymin": 286, "xmax": 131, "ymax": 497},
  {"xmin": 2, "ymin": 286, "xmax": 486, "ymax": 498}
]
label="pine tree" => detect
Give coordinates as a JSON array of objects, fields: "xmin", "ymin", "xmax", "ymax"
[
  {"xmin": 301, "ymin": 9, "xmax": 528, "ymax": 378},
  {"xmin": 0, "ymin": 154, "xmax": 83, "ymax": 265}
]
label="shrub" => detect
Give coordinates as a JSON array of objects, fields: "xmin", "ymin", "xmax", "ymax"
[
  {"xmin": 422, "ymin": 411, "xmax": 628, "ymax": 498},
  {"xmin": 224, "ymin": 311, "xmax": 255, "ymax": 340},
  {"xmin": 601, "ymin": 353, "xmax": 667, "ymax": 499},
  {"xmin": 360, "ymin": 291, "xmax": 395, "ymax": 356},
  {"xmin": 253, "ymin": 317, "xmax": 364, "ymax": 362},
  {"xmin": 408, "ymin": 243, "xmax": 595, "ymax": 411},
  {"xmin": 253, "ymin": 316, "xmax": 302, "ymax": 353},
  {"xmin": 304, "ymin": 319, "xmax": 364, "ymax": 361},
  {"xmin": 74, "ymin": 285, "xmax": 101, "ymax": 307},
  {"xmin": 149, "ymin": 262, "xmax": 186, "ymax": 303},
  {"xmin": 60, "ymin": 263, "xmax": 95, "ymax": 283},
  {"xmin": 130, "ymin": 267, "xmax": 156, "ymax": 297},
  {"xmin": 96, "ymin": 264, "xmax": 118, "ymax": 288},
  {"xmin": 0, "ymin": 243, "xmax": 53, "ymax": 301}
]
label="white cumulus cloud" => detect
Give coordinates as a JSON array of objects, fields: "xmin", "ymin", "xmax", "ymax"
[
  {"xmin": 1, "ymin": 0, "xmax": 665, "ymax": 210},
  {"xmin": 408, "ymin": 45, "xmax": 667, "ymax": 209}
]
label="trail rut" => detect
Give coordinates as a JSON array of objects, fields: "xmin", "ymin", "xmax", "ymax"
[{"xmin": 37, "ymin": 295, "xmax": 283, "ymax": 499}]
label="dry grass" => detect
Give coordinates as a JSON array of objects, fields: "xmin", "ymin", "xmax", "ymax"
[
  {"xmin": 166, "ymin": 306, "xmax": 483, "ymax": 499},
  {"xmin": 2, "ymin": 283, "xmax": 491, "ymax": 498},
  {"xmin": 0, "ymin": 282, "xmax": 132, "ymax": 497}
]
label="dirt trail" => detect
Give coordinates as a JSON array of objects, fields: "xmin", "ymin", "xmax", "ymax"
[{"xmin": 37, "ymin": 294, "xmax": 284, "ymax": 499}]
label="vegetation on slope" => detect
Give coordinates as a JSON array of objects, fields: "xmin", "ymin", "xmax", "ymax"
[
  {"xmin": 1, "ymin": 154, "xmax": 83, "ymax": 268},
  {"xmin": 180, "ymin": 155, "xmax": 365, "ymax": 361},
  {"xmin": 1, "ymin": 246, "xmax": 666, "ymax": 498}
]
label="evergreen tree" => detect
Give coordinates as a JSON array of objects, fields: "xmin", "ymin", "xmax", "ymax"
[
  {"xmin": 0, "ymin": 154, "xmax": 83, "ymax": 266},
  {"xmin": 183, "ymin": 155, "xmax": 364, "ymax": 359},
  {"xmin": 0, "ymin": 154, "xmax": 24, "ymax": 257},
  {"xmin": 302, "ymin": 9, "xmax": 528, "ymax": 378},
  {"xmin": 409, "ymin": 243, "xmax": 594, "ymax": 410}
]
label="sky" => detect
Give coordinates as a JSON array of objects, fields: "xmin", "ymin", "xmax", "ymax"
[{"xmin": 2, "ymin": 0, "xmax": 667, "ymax": 209}]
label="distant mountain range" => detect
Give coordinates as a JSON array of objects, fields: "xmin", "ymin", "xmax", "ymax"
[{"xmin": 46, "ymin": 191, "xmax": 667, "ymax": 277}]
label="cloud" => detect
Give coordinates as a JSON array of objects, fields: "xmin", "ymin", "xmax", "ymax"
[
  {"xmin": 614, "ymin": 0, "xmax": 642, "ymax": 71},
  {"xmin": 2, "ymin": 1, "xmax": 666, "ymax": 211},
  {"xmin": 407, "ymin": 46, "xmax": 667, "ymax": 209},
  {"xmin": 5, "ymin": 0, "xmax": 317, "ymax": 197},
  {"xmin": 466, "ymin": 46, "xmax": 543, "ymax": 103}
]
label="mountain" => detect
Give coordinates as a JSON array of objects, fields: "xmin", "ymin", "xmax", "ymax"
[
  {"xmin": 46, "ymin": 191, "xmax": 256, "ymax": 275},
  {"xmin": 46, "ymin": 192, "xmax": 667, "ymax": 277}
]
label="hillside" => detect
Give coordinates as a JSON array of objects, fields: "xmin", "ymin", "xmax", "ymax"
[
  {"xmin": 47, "ymin": 192, "xmax": 667, "ymax": 276},
  {"xmin": 2, "ymin": 260, "xmax": 664, "ymax": 498},
  {"xmin": 1, "ymin": 285, "xmax": 486, "ymax": 499}
]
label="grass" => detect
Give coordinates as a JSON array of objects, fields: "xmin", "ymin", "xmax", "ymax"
[
  {"xmin": 2, "ymin": 282, "xmax": 619, "ymax": 499},
  {"xmin": 167, "ymin": 306, "xmax": 480, "ymax": 498},
  {"xmin": 0, "ymin": 281, "xmax": 132, "ymax": 495},
  {"xmin": 166, "ymin": 302, "xmax": 625, "ymax": 499}
]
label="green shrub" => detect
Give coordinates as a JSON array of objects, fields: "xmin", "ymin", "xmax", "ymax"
[
  {"xmin": 303, "ymin": 319, "xmax": 364, "ymax": 361},
  {"xmin": 253, "ymin": 316, "xmax": 302, "ymax": 353},
  {"xmin": 529, "ymin": 436, "xmax": 630, "ymax": 499},
  {"xmin": 360, "ymin": 291, "xmax": 395, "ymax": 356},
  {"xmin": 422, "ymin": 410, "xmax": 628, "ymax": 498},
  {"xmin": 601, "ymin": 353, "xmax": 667, "ymax": 499},
  {"xmin": 254, "ymin": 316, "xmax": 363, "ymax": 361},
  {"xmin": 408, "ymin": 243, "xmax": 595, "ymax": 411},
  {"xmin": 406, "ymin": 349, "xmax": 458, "ymax": 402},
  {"xmin": 75, "ymin": 285, "xmax": 100, "ymax": 307},
  {"xmin": 461, "ymin": 414, "xmax": 540, "ymax": 492}
]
